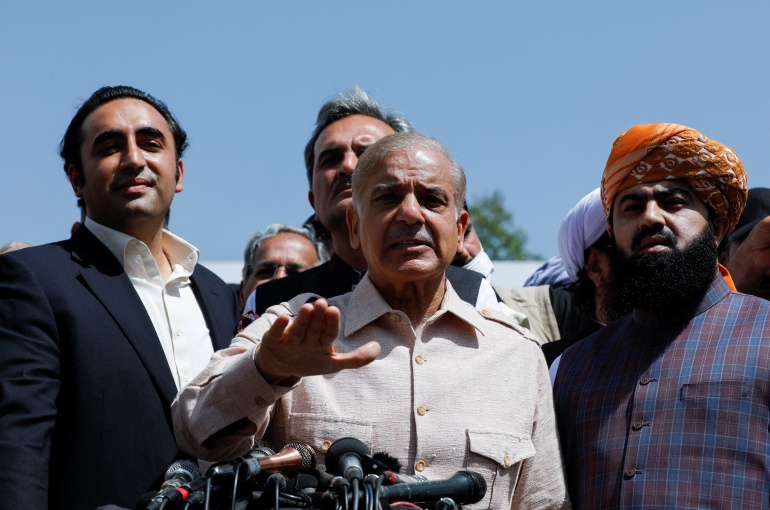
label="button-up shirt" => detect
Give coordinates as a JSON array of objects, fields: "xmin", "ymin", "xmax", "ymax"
[
  {"xmin": 553, "ymin": 275, "xmax": 770, "ymax": 509},
  {"xmin": 173, "ymin": 274, "xmax": 569, "ymax": 509},
  {"xmin": 86, "ymin": 218, "xmax": 213, "ymax": 389}
]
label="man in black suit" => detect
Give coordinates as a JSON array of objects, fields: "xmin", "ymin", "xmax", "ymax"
[
  {"xmin": 0, "ymin": 86, "xmax": 239, "ymax": 510},
  {"xmin": 246, "ymin": 87, "xmax": 492, "ymax": 317}
]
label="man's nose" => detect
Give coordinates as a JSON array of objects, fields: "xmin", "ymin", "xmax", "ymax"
[
  {"xmin": 120, "ymin": 140, "xmax": 146, "ymax": 170},
  {"xmin": 639, "ymin": 201, "xmax": 665, "ymax": 230},
  {"xmin": 396, "ymin": 194, "xmax": 424, "ymax": 223},
  {"xmin": 340, "ymin": 151, "xmax": 357, "ymax": 175}
]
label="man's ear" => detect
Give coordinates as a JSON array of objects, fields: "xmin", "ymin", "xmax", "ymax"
[
  {"xmin": 712, "ymin": 215, "xmax": 730, "ymax": 247},
  {"xmin": 308, "ymin": 190, "xmax": 316, "ymax": 210},
  {"xmin": 456, "ymin": 209, "xmax": 469, "ymax": 254},
  {"xmin": 585, "ymin": 247, "xmax": 608, "ymax": 288},
  {"xmin": 347, "ymin": 206, "xmax": 361, "ymax": 250},
  {"xmin": 175, "ymin": 159, "xmax": 184, "ymax": 193},
  {"xmin": 67, "ymin": 165, "xmax": 84, "ymax": 197}
]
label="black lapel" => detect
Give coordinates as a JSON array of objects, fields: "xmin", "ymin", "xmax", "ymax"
[
  {"xmin": 190, "ymin": 267, "xmax": 231, "ymax": 351},
  {"xmin": 70, "ymin": 227, "xmax": 179, "ymax": 405}
]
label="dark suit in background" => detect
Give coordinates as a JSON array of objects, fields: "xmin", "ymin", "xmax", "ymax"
[{"xmin": 0, "ymin": 227, "xmax": 239, "ymax": 510}]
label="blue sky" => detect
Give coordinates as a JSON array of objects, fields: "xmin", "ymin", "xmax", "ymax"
[{"xmin": 3, "ymin": 2, "xmax": 769, "ymax": 263}]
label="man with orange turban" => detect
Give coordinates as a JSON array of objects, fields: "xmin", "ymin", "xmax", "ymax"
[{"xmin": 553, "ymin": 123, "xmax": 770, "ymax": 509}]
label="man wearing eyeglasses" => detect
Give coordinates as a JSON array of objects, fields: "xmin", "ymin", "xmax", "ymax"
[{"xmin": 238, "ymin": 223, "xmax": 328, "ymax": 312}]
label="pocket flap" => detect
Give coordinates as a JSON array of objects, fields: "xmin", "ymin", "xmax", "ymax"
[{"xmin": 468, "ymin": 430, "xmax": 535, "ymax": 468}]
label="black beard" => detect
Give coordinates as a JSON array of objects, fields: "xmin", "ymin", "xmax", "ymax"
[{"xmin": 611, "ymin": 222, "xmax": 718, "ymax": 312}]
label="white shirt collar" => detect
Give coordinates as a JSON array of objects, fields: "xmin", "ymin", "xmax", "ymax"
[{"xmin": 84, "ymin": 217, "xmax": 200, "ymax": 275}]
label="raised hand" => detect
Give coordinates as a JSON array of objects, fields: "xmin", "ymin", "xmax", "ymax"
[{"xmin": 254, "ymin": 298, "xmax": 381, "ymax": 383}]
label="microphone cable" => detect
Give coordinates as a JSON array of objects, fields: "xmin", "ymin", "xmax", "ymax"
[
  {"xmin": 267, "ymin": 472, "xmax": 287, "ymax": 510},
  {"xmin": 229, "ymin": 461, "xmax": 243, "ymax": 510},
  {"xmin": 364, "ymin": 474, "xmax": 380, "ymax": 510},
  {"xmin": 351, "ymin": 477, "xmax": 361, "ymax": 510},
  {"xmin": 203, "ymin": 476, "xmax": 213, "ymax": 510},
  {"xmin": 341, "ymin": 481, "xmax": 350, "ymax": 510}
]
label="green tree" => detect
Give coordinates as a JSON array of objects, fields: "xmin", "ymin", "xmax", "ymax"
[{"xmin": 468, "ymin": 191, "xmax": 536, "ymax": 260}]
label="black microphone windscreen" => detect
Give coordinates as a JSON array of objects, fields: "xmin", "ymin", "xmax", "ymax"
[
  {"xmin": 324, "ymin": 437, "xmax": 370, "ymax": 471},
  {"xmin": 372, "ymin": 451, "xmax": 402, "ymax": 473},
  {"xmin": 289, "ymin": 473, "xmax": 319, "ymax": 492}
]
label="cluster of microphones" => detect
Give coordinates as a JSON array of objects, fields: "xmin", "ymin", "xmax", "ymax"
[{"xmin": 137, "ymin": 437, "xmax": 486, "ymax": 510}]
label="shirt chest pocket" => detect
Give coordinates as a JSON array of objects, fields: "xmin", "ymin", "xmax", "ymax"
[
  {"xmin": 679, "ymin": 379, "xmax": 761, "ymax": 439},
  {"xmin": 287, "ymin": 413, "xmax": 373, "ymax": 467},
  {"xmin": 467, "ymin": 430, "xmax": 535, "ymax": 509}
]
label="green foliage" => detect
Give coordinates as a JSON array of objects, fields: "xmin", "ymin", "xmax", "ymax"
[{"xmin": 468, "ymin": 191, "xmax": 536, "ymax": 260}]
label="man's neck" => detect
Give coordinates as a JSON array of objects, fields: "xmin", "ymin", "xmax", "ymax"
[
  {"xmin": 371, "ymin": 273, "xmax": 446, "ymax": 327},
  {"xmin": 93, "ymin": 216, "xmax": 172, "ymax": 279},
  {"xmin": 330, "ymin": 230, "xmax": 368, "ymax": 272}
]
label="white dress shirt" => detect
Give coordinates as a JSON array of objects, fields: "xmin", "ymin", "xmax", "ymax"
[{"xmin": 85, "ymin": 217, "xmax": 214, "ymax": 389}]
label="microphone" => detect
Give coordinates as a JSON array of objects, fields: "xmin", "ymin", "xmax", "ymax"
[
  {"xmin": 206, "ymin": 445, "xmax": 276, "ymax": 478},
  {"xmin": 325, "ymin": 437, "xmax": 426, "ymax": 485},
  {"xmin": 237, "ymin": 441, "xmax": 317, "ymax": 480},
  {"xmin": 325, "ymin": 437, "xmax": 382, "ymax": 481},
  {"xmin": 379, "ymin": 471, "xmax": 487, "ymax": 505},
  {"xmin": 162, "ymin": 446, "xmax": 282, "ymax": 507},
  {"xmin": 144, "ymin": 459, "xmax": 201, "ymax": 510}
]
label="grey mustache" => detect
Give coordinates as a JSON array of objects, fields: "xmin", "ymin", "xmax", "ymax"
[{"xmin": 385, "ymin": 226, "xmax": 434, "ymax": 245}]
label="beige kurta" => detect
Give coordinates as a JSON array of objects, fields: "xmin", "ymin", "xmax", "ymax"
[{"xmin": 172, "ymin": 274, "xmax": 570, "ymax": 509}]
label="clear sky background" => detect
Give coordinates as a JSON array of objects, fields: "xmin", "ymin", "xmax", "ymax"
[{"xmin": 2, "ymin": 2, "xmax": 769, "ymax": 265}]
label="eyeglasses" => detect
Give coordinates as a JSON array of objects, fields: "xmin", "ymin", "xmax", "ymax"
[{"xmin": 252, "ymin": 262, "xmax": 307, "ymax": 280}]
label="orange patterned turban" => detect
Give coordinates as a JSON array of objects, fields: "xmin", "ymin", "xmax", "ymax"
[{"xmin": 601, "ymin": 123, "xmax": 748, "ymax": 234}]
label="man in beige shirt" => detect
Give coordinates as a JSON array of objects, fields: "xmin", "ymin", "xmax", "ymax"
[{"xmin": 172, "ymin": 132, "xmax": 569, "ymax": 509}]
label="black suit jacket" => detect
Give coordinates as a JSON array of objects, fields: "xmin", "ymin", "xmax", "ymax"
[{"xmin": 0, "ymin": 227, "xmax": 239, "ymax": 510}]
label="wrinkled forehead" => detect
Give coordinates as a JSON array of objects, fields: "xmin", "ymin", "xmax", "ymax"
[
  {"xmin": 313, "ymin": 116, "xmax": 394, "ymax": 157},
  {"xmin": 372, "ymin": 148, "xmax": 452, "ymax": 183}
]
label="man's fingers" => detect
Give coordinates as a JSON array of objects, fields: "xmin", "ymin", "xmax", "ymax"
[
  {"xmin": 262, "ymin": 315, "xmax": 291, "ymax": 344},
  {"xmin": 318, "ymin": 305, "xmax": 341, "ymax": 347},
  {"xmin": 332, "ymin": 341, "xmax": 381, "ymax": 370},
  {"xmin": 282, "ymin": 301, "xmax": 319, "ymax": 342},
  {"xmin": 301, "ymin": 300, "xmax": 332, "ymax": 343}
]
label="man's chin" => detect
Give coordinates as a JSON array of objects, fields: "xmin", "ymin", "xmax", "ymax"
[
  {"xmin": 372, "ymin": 258, "xmax": 446, "ymax": 283},
  {"xmin": 613, "ymin": 223, "xmax": 719, "ymax": 311}
]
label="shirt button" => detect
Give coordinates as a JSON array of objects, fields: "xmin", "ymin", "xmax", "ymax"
[
  {"xmin": 415, "ymin": 355, "xmax": 425, "ymax": 365},
  {"xmin": 175, "ymin": 330, "xmax": 181, "ymax": 337},
  {"xmin": 503, "ymin": 455, "xmax": 512, "ymax": 467},
  {"xmin": 415, "ymin": 460, "xmax": 427, "ymax": 472},
  {"xmin": 632, "ymin": 419, "xmax": 644, "ymax": 430},
  {"xmin": 255, "ymin": 398, "xmax": 266, "ymax": 407},
  {"xmin": 389, "ymin": 314, "xmax": 400, "ymax": 323},
  {"xmin": 320, "ymin": 440, "xmax": 331, "ymax": 452},
  {"xmin": 625, "ymin": 467, "xmax": 637, "ymax": 478},
  {"xmin": 640, "ymin": 376, "xmax": 651, "ymax": 385},
  {"xmin": 417, "ymin": 405, "xmax": 427, "ymax": 416},
  {"xmin": 481, "ymin": 309, "xmax": 491, "ymax": 317}
]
